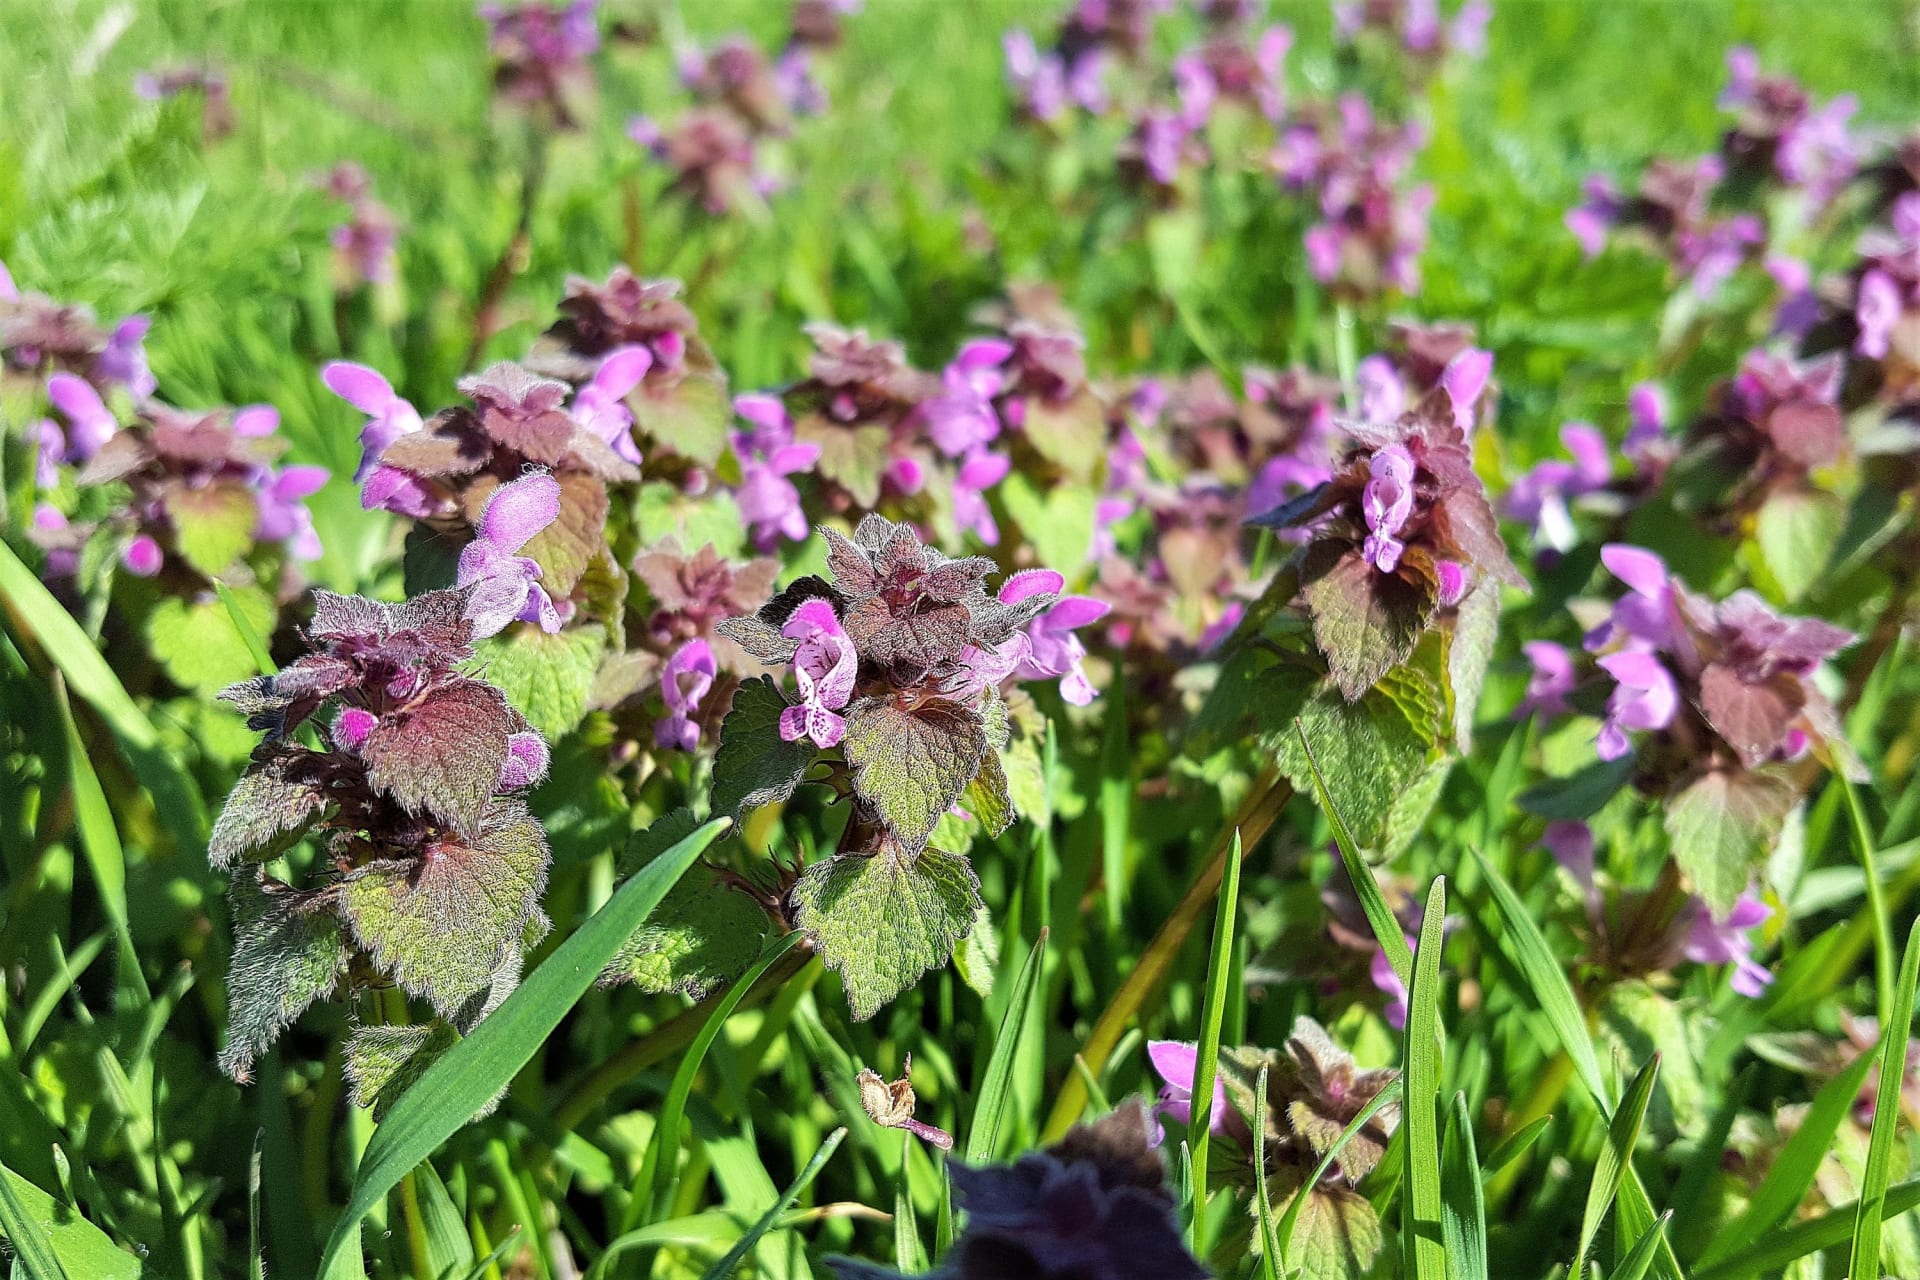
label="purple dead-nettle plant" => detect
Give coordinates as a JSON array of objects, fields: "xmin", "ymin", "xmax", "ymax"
[
  {"xmin": 1334, "ymin": 0, "xmax": 1490, "ymax": 68},
  {"xmin": 0, "ymin": 260, "xmax": 156, "ymax": 400},
  {"xmin": 209, "ymin": 584, "xmax": 552, "ymax": 1114},
  {"xmin": 524, "ymin": 267, "xmax": 735, "ymax": 478},
  {"xmin": 480, "ymin": 0, "xmax": 599, "ymax": 126},
  {"xmin": 317, "ymin": 163, "xmax": 399, "ymax": 290},
  {"xmin": 830, "ymin": 1100, "xmax": 1209, "ymax": 1280},
  {"xmin": 1566, "ymin": 155, "xmax": 1763, "ymax": 299},
  {"xmin": 1719, "ymin": 47, "xmax": 1862, "ymax": 216},
  {"xmin": 35, "ymin": 378, "xmax": 327, "ymax": 587},
  {"xmin": 1535, "ymin": 819, "xmax": 1778, "ymax": 999},
  {"xmin": 1275, "ymin": 95, "xmax": 1435, "ymax": 298},
  {"xmin": 135, "ymin": 65, "xmax": 236, "ymax": 141},
  {"xmin": 631, "ymin": 514, "xmax": 1071, "ymax": 1019},
  {"xmin": 1250, "ymin": 386, "xmax": 1525, "ymax": 699},
  {"xmin": 1535, "ymin": 544, "xmax": 1861, "ymax": 915},
  {"xmin": 1134, "ymin": 1019, "xmax": 1399, "ymax": 1270}
]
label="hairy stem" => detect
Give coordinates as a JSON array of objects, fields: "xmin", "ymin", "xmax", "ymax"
[{"xmin": 1041, "ymin": 767, "xmax": 1293, "ymax": 1141}]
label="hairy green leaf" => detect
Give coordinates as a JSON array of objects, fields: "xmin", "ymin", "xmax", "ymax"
[
  {"xmin": 167, "ymin": 477, "xmax": 260, "ymax": 576},
  {"xmin": 791, "ymin": 846, "xmax": 983, "ymax": 1021},
  {"xmin": 147, "ymin": 586, "xmax": 275, "ymax": 694},
  {"xmin": 337, "ymin": 799, "xmax": 548, "ymax": 1020},
  {"xmin": 343, "ymin": 1022, "xmax": 462, "ymax": 1119},
  {"xmin": 472, "ymin": 625, "xmax": 604, "ymax": 739},
  {"xmin": 209, "ymin": 751, "xmax": 329, "ymax": 870},
  {"xmin": 710, "ymin": 675, "xmax": 815, "ymax": 821},
  {"xmin": 1665, "ymin": 768, "xmax": 1796, "ymax": 915},
  {"xmin": 842, "ymin": 696, "xmax": 988, "ymax": 852},
  {"xmin": 219, "ymin": 877, "xmax": 346, "ymax": 1081}
]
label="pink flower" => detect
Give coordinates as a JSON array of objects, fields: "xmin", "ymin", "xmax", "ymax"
[
  {"xmin": 732, "ymin": 394, "xmax": 820, "ymax": 548},
  {"xmin": 122, "ymin": 534, "xmax": 163, "ymax": 578},
  {"xmin": 1440, "ymin": 347, "xmax": 1493, "ymax": 432},
  {"xmin": 1588, "ymin": 543, "xmax": 1680, "ymax": 655},
  {"xmin": 321, "ymin": 361, "xmax": 424, "ymax": 484},
  {"xmin": 923, "ymin": 339, "xmax": 1011, "ymax": 457},
  {"xmin": 1360, "ymin": 443, "xmax": 1416, "ymax": 572},
  {"xmin": 254, "ymin": 464, "xmax": 330, "ymax": 561},
  {"xmin": 1145, "ymin": 1040, "xmax": 1232, "ymax": 1148},
  {"xmin": 1595, "ymin": 649, "xmax": 1679, "ymax": 761},
  {"xmin": 655, "ymin": 639, "xmax": 717, "ymax": 751},
  {"xmin": 1370, "ymin": 943, "xmax": 1413, "ymax": 1028},
  {"xmin": 778, "ymin": 599, "xmax": 857, "ymax": 748},
  {"xmin": 572, "ymin": 346, "xmax": 651, "ymax": 466},
  {"xmin": 1856, "ymin": 269, "xmax": 1903, "ymax": 361},
  {"xmin": 1356, "ymin": 354, "xmax": 1406, "ymax": 422},
  {"xmin": 952, "ymin": 450, "xmax": 1011, "ymax": 545},
  {"xmin": 1517, "ymin": 640, "xmax": 1575, "ymax": 719},
  {"xmin": 457, "ymin": 471, "xmax": 563, "ymax": 638},
  {"xmin": 497, "ymin": 730, "xmax": 551, "ymax": 789},
  {"xmin": 1681, "ymin": 894, "xmax": 1772, "ymax": 997},
  {"xmin": 1002, "ymin": 568, "xmax": 1109, "ymax": 705},
  {"xmin": 45, "ymin": 373, "xmax": 118, "ymax": 462}
]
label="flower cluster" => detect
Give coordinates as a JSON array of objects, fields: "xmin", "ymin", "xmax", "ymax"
[
  {"xmin": 32, "ymin": 373, "xmax": 327, "ymax": 584},
  {"xmin": 480, "ymin": 0, "xmax": 599, "ymax": 125},
  {"xmin": 1567, "ymin": 50, "xmax": 1865, "ymax": 298},
  {"xmin": 317, "ymin": 163, "xmax": 399, "ymax": 290},
  {"xmin": 1, "ymin": 260, "xmax": 155, "ymax": 400},
  {"xmin": 1253, "ymin": 390, "xmax": 1524, "ymax": 698},
  {"xmin": 1334, "ymin": 0, "xmax": 1490, "ymax": 64},
  {"xmin": 629, "ymin": 6, "xmax": 856, "ymax": 215},
  {"xmin": 1539, "ymin": 820, "xmax": 1776, "ymax": 998},
  {"xmin": 211, "ymin": 585, "xmax": 552, "ymax": 1101},
  {"xmin": 707, "ymin": 516, "xmax": 1087, "ymax": 1017},
  {"xmin": 136, "ymin": 65, "xmax": 235, "ymax": 141},
  {"xmin": 1148, "ymin": 1020, "xmax": 1400, "ymax": 1267},
  {"xmin": 1274, "ymin": 95, "xmax": 1435, "ymax": 298},
  {"xmin": 1002, "ymin": 0, "xmax": 1171, "ymax": 124}
]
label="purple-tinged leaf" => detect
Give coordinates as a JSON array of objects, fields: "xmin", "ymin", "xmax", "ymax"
[
  {"xmin": 218, "ymin": 876, "xmax": 346, "ymax": 1082},
  {"xmin": 362, "ymin": 679, "xmax": 515, "ymax": 832},
  {"xmin": 1698, "ymin": 663, "xmax": 1804, "ymax": 767},
  {"xmin": 1299, "ymin": 542, "xmax": 1438, "ymax": 701},
  {"xmin": 209, "ymin": 750, "xmax": 331, "ymax": 870}
]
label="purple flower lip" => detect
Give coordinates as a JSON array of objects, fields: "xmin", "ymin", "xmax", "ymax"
[
  {"xmin": 777, "ymin": 599, "xmax": 857, "ymax": 748},
  {"xmin": 655, "ymin": 639, "xmax": 717, "ymax": 752},
  {"xmin": 457, "ymin": 471, "xmax": 564, "ymax": 638}
]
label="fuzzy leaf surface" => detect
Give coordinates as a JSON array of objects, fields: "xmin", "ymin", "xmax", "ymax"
[
  {"xmin": 710, "ymin": 675, "xmax": 816, "ymax": 821},
  {"xmin": 219, "ymin": 877, "xmax": 346, "ymax": 1081},
  {"xmin": 363, "ymin": 679, "xmax": 515, "ymax": 833},
  {"xmin": 337, "ymin": 799, "xmax": 549, "ymax": 1019},
  {"xmin": 1665, "ymin": 768, "xmax": 1796, "ymax": 914},
  {"xmin": 842, "ymin": 697, "xmax": 988, "ymax": 851},
  {"xmin": 209, "ymin": 750, "xmax": 330, "ymax": 870},
  {"xmin": 472, "ymin": 625, "xmax": 604, "ymax": 739},
  {"xmin": 344, "ymin": 1022, "xmax": 462, "ymax": 1119},
  {"xmin": 791, "ymin": 846, "xmax": 982, "ymax": 1020}
]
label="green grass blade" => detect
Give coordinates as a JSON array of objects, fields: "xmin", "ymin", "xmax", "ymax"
[
  {"xmin": 0, "ymin": 539, "xmax": 207, "ymax": 849},
  {"xmin": 1403, "ymin": 877, "xmax": 1447, "ymax": 1280},
  {"xmin": 1252, "ymin": 1065, "xmax": 1281, "ymax": 1280},
  {"xmin": 1850, "ymin": 915, "xmax": 1920, "ymax": 1280},
  {"xmin": 1186, "ymin": 830, "xmax": 1243, "ymax": 1249},
  {"xmin": 54, "ymin": 682, "xmax": 151, "ymax": 1006},
  {"xmin": 1297, "ymin": 723, "xmax": 1414, "ymax": 987},
  {"xmin": 1694, "ymin": 1179, "xmax": 1920, "ymax": 1280},
  {"xmin": 638, "ymin": 930, "xmax": 803, "ymax": 1226},
  {"xmin": 964, "ymin": 928, "xmax": 1048, "ymax": 1162},
  {"xmin": 1615, "ymin": 1212, "xmax": 1674, "ymax": 1280},
  {"xmin": 1440, "ymin": 1093, "xmax": 1487, "ymax": 1280},
  {"xmin": 701, "ymin": 1128, "xmax": 847, "ymax": 1280},
  {"xmin": 1099, "ymin": 679, "xmax": 1130, "ymax": 933},
  {"xmin": 1274, "ymin": 1078, "xmax": 1403, "ymax": 1265},
  {"xmin": 1482, "ymin": 1115, "xmax": 1552, "ymax": 1177},
  {"xmin": 1699, "ymin": 1047, "xmax": 1874, "ymax": 1266},
  {"xmin": 893, "ymin": 1133, "xmax": 924, "ymax": 1272},
  {"xmin": 1469, "ymin": 847, "xmax": 1609, "ymax": 1106},
  {"xmin": 0, "ymin": 1164, "xmax": 136, "ymax": 1280},
  {"xmin": 0, "ymin": 1163, "xmax": 73, "ymax": 1280},
  {"xmin": 1577, "ymin": 1054, "xmax": 1660, "ymax": 1272},
  {"xmin": 315, "ymin": 817, "xmax": 730, "ymax": 1280},
  {"xmin": 1840, "ymin": 773, "xmax": 1895, "ymax": 1027},
  {"xmin": 215, "ymin": 580, "xmax": 278, "ymax": 675},
  {"xmin": 1069, "ymin": 1055, "xmax": 1111, "ymax": 1114},
  {"xmin": 247, "ymin": 1131, "xmax": 265, "ymax": 1280}
]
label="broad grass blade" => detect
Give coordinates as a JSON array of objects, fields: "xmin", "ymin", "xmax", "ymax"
[
  {"xmin": 703, "ymin": 1128, "xmax": 847, "ymax": 1280},
  {"xmin": 1850, "ymin": 915, "xmax": 1920, "ymax": 1280},
  {"xmin": 1403, "ymin": 877, "xmax": 1447, "ymax": 1280},
  {"xmin": 964, "ymin": 929, "xmax": 1048, "ymax": 1162},
  {"xmin": 1186, "ymin": 830, "xmax": 1243, "ymax": 1248},
  {"xmin": 1577, "ymin": 1054, "xmax": 1659, "ymax": 1271},
  {"xmin": 1440, "ymin": 1093, "xmax": 1487, "ymax": 1280}
]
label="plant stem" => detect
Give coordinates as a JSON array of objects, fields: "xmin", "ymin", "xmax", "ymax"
[
  {"xmin": 1333, "ymin": 302, "xmax": 1359, "ymax": 415},
  {"xmin": 466, "ymin": 136, "xmax": 549, "ymax": 369},
  {"xmin": 1041, "ymin": 768, "xmax": 1293, "ymax": 1141}
]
